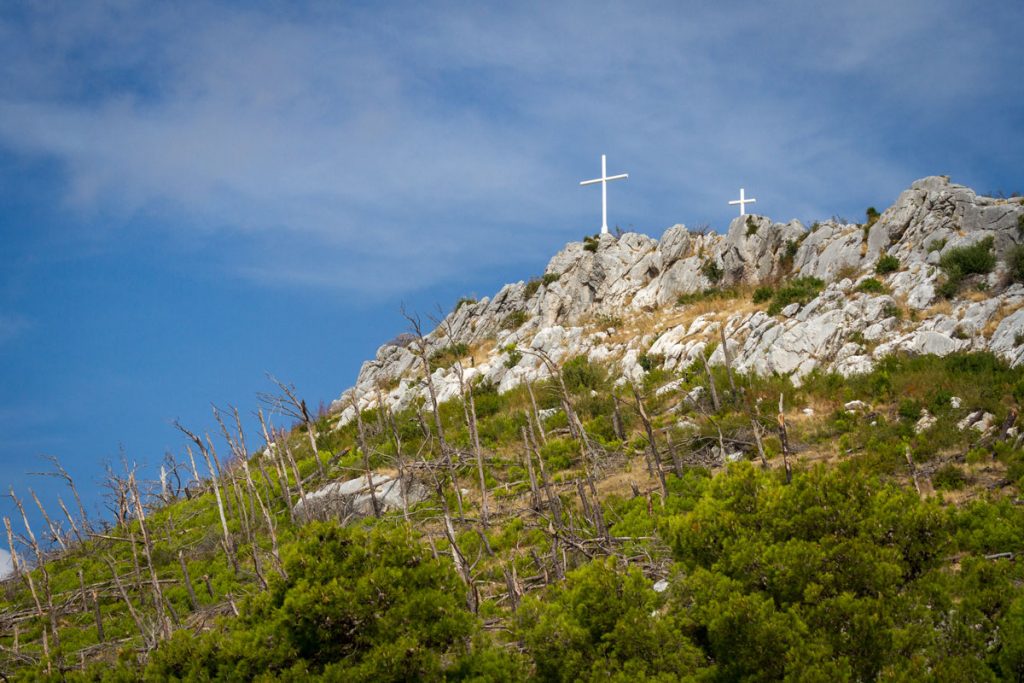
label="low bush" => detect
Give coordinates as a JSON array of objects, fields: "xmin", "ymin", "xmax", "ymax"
[
  {"xmin": 855, "ymin": 278, "xmax": 887, "ymax": 294},
  {"xmin": 1007, "ymin": 244, "xmax": 1024, "ymax": 284},
  {"xmin": 938, "ymin": 237, "xmax": 995, "ymax": 298},
  {"xmin": 767, "ymin": 277, "xmax": 825, "ymax": 315},
  {"xmin": 875, "ymin": 253, "xmax": 901, "ymax": 274},
  {"xmin": 753, "ymin": 286, "xmax": 774, "ymax": 303},
  {"xmin": 701, "ymin": 259, "xmax": 723, "ymax": 283},
  {"xmin": 932, "ymin": 463, "xmax": 968, "ymax": 490},
  {"xmin": 500, "ymin": 310, "xmax": 529, "ymax": 330}
]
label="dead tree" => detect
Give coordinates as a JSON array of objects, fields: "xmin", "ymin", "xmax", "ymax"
[
  {"xmin": 402, "ymin": 306, "xmax": 463, "ymax": 520},
  {"xmin": 629, "ymin": 385, "xmax": 669, "ymax": 499},
  {"xmin": 175, "ymin": 423, "xmax": 238, "ymax": 573},
  {"xmin": 777, "ymin": 394, "xmax": 793, "ymax": 484},
  {"xmin": 10, "ymin": 489, "xmax": 59, "ymax": 651},
  {"xmin": 259, "ymin": 376, "xmax": 325, "ymax": 477},
  {"xmin": 526, "ymin": 381, "xmax": 547, "ymax": 445},
  {"xmin": 434, "ymin": 309, "xmax": 489, "ymax": 527},
  {"xmin": 350, "ymin": 396, "xmax": 381, "ymax": 519},
  {"xmin": 128, "ymin": 474, "xmax": 173, "ymax": 640}
]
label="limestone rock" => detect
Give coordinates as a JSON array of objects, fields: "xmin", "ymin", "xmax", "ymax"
[{"xmin": 332, "ymin": 176, "xmax": 1024, "ymax": 424}]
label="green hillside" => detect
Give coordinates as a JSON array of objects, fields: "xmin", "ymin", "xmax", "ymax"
[{"xmin": 2, "ymin": 349, "xmax": 1024, "ymax": 681}]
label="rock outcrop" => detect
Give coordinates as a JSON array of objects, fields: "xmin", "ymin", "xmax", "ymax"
[{"xmin": 334, "ymin": 177, "xmax": 1024, "ymax": 424}]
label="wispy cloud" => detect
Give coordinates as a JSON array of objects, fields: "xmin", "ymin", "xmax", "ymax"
[
  {"xmin": 0, "ymin": 1, "xmax": 1021, "ymax": 294},
  {"xmin": 0, "ymin": 548, "xmax": 11, "ymax": 579}
]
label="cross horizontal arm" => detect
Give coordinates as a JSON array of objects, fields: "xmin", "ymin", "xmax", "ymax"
[{"xmin": 579, "ymin": 173, "xmax": 629, "ymax": 186}]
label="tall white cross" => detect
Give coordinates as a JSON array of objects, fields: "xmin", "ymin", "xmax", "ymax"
[
  {"xmin": 729, "ymin": 187, "xmax": 757, "ymax": 216},
  {"xmin": 580, "ymin": 154, "xmax": 629, "ymax": 234}
]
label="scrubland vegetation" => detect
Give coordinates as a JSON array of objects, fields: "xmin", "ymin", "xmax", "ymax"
[{"xmin": 2, "ymin": 345, "xmax": 1024, "ymax": 681}]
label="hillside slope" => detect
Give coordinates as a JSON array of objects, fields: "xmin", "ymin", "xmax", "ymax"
[{"xmin": 2, "ymin": 176, "xmax": 1024, "ymax": 681}]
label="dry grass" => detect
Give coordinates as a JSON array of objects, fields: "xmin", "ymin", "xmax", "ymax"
[{"xmin": 983, "ymin": 300, "xmax": 1024, "ymax": 337}]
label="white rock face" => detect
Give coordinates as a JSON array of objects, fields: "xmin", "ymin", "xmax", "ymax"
[
  {"xmin": 332, "ymin": 177, "xmax": 1024, "ymax": 424},
  {"xmin": 293, "ymin": 473, "xmax": 430, "ymax": 520}
]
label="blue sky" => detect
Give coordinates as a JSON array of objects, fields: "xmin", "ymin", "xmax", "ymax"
[{"xmin": 1, "ymin": 1, "xmax": 1022, "ymax": 526}]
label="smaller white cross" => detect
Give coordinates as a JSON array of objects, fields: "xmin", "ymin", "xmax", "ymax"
[
  {"xmin": 729, "ymin": 187, "xmax": 757, "ymax": 216},
  {"xmin": 580, "ymin": 154, "xmax": 629, "ymax": 234}
]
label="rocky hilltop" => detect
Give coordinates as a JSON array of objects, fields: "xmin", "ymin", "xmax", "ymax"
[{"xmin": 335, "ymin": 176, "xmax": 1024, "ymax": 424}]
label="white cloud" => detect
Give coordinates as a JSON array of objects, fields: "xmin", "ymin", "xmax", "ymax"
[{"xmin": 0, "ymin": 2, "xmax": 1020, "ymax": 294}]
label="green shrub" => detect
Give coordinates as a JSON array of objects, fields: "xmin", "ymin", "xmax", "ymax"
[
  {"xmin": 542, "ymin": 272, "xmax": 560, "ymax": 286},
  {"xmin": 1006, "ymin": 244, "xmax": 1024, "ymax": 283},
  {"xmin": 753, "ymin": 286, "xmax": 774, "ymax": 303},
  {"xmin": 927, "ymin": 238, "xmax": 947, "ymax": 253},
  {"xmin": 523, "ymin": 277, "xmax": 543, "ymax": 299},
  {"xmin": 875, "ymin": 253, "xmax": 901, "ymax": 274},
  {"xmin": 745, "ymin": 216, "xmax": 759, "ymax": 236},
  {"xmin": 503, "ymin": 343, "xmax": 522, "ymax": 368},
  {"xmin": 882, "ymin": 302, "xmax": 902, "ymax": 319},
  {"xmin": 1018, "ymin": 213, "xmax": 1024, "ymax": 238},
  {"xmin": 562, "ymin": 355, "xmax": 603, "ymax": 392},
  {"xmin": 781, "ymin": 239, "xmax": 799, "ymax": 271},
  {"xmin": 865, "ymin": 206, "xmax": 880, "ymax": 228},
  {"xmin": 454, "ymin": 296, "xmax": 477, "ymax": 312},
  {"xmin": 855, "ymin": 278, "xmax": 887, "ymax": 294},
  {"xmin": 500, "ymin": 310, "xmax": 529, "ymax": 330},
  {"xmin": 767, "ymin": 277, "xmax": 825, "ymax": 315},
  {"xmin": 429, "ymin": 343, "xmax": 470, "ymax": 368},
  {"xmin": 932, "ymin": 463, "xmax": 968, "ymax": 491},
  {"xmin": 941, "ymin": 236, "xmax": 996, "ymax": 277},
  {"xmin": 539, "ymin": 437, "xmax": 577, "ymax": 470},
  {"xmin": 583, "ymin": 234, "xmax": 600, "ymax": 252},
  {"xmin": 701, "ymin": 259, "xmax": 723, "ymax": 283},
  {"xmin": 637, "ymin": 352, "xmax": 663, "ymax": 372},
  {"xmin": 678, "ymin": 287, "xmax": 740, "ymax": 306},
  {"xmin": 938, "ymin": 237, "xmax": 995, "ymax": 298}
]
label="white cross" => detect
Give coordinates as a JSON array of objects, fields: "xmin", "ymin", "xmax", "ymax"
[
  {"xmin": 729, "ymin": 187, "xmax": 757, "ymax": 216},
  {"xmin": 580, "ymin": 154, "xmax": 629, "ymax": 234}
]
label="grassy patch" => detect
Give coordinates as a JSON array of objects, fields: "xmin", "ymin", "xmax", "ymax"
[{"xmin": 766, "ymin": 277, "xmax": 825, "ymax": 315}]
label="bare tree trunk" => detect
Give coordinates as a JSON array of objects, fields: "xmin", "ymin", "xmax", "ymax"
[
  {"xmin": 90, "ymin": 589, "xmax": 105, "ymax": 644},
  {"xmin": 720, "ymin": 322, "xmax": 737, "ymax": 394},
  {"xmin": 57, "ymin": 495, "xmax": 83, "ymax": 546},
  {"xmin": 28, "ymin": 489, "xmax": 66, "ymax": 552},
  {"xmin": 905, "ymin": 445, "xmax": 922, "ymax": 497},
  {"xmin": 129, "ymin": 475, "xmax": 172, "ymax": 640},
  {"xmin": 521, "ymin": 427, "xmax": 541, "ymax": 512},
  {"xmin": 10, "ymin": 490, "xmax": 59, "ymax": 651},
  {"xmin": 352, "ymin": 398, "xmax": 381, "ymax": 518},
  {"xmin": 526, "ymin": 381, "xmax": 547, "ymax": 445},
  {"xmin": 666, "ymin": 432, "xmax": 684, "ymax": 478},
  {"xmin": 777, "ymin": 394, "xmax": 792, "ymax": 484},
  {"xmin": 752, "ymin": 420, "xmax": 769, "ymax": 469},
  {"xmin": 630, "ymin": 385, "xmax": 669, "ymax": 499},
  {"xmin": 612, "ymin": 394, "xmax": 626, "ymax": 442},
  {"xmin": 178, "ymin": 551, "xmax": 199, "ymax": 611},
  {"xmin": 467, "ymin": 385, "xmax": 489, "ymax": 528},
  {"xmin": 42, "ymin": 456, "xmax": 91, "ymax": 534},
  {"xmin": 5, "ymin": 516, "xmax": 41, "ymax": 615},
  {"xmin": 702, "ymin": 354, "xmax": 721, "ymax": 413},
  {"xmin": 176, "ymin": 423, "xmax": 238, "ymax": 572},
  {"xmin": 103, "ymin": 556, "xmax": 149, "ymax": 648}
]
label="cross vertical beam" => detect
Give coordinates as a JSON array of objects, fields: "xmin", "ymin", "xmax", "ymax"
[{"xmin": 580, "ymin": 154, "xmax": 629, "ymax": 234}]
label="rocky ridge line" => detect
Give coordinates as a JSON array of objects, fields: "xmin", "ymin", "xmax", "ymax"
[{"xmin": 334, "ymin": 176, "xmax": 1024, "ymax": 425}]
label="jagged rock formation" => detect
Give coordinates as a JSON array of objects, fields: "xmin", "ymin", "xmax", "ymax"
[{"xmin": 335, "ymin": 177, "xmax": 1024, "ymax": 424}]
